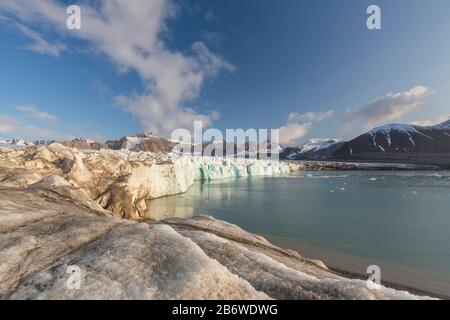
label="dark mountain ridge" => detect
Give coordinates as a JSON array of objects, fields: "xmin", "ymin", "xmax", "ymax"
[{"xmin": 285, "ymin": 120, "xmax": 450, "ymax": 168}]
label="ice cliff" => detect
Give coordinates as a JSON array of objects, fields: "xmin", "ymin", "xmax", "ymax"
[
  {"xmin": 189, "ymin": 156, "xmax": 291, "ymax": 180},
  {"xmin": 0, "ymin": 144, "xmax": 290, "ymax": 219}
]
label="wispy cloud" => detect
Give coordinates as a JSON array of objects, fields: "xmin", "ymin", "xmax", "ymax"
[
  {"xmin": 16, "ymin": 23, "xmax": 66, "ymax": 56},
  {"xmin": 280, "ymin": 110, "xmax": 334, "ymax": 146},
  {"xmin": 91, "ymin": 80, "xmax": 111, "ymax": 99},
  {"xmin": 0, "ymin": 0, "xmax": 234, "ymax": 136},
  {"xmin": 204, "ymin": 10, "xmax": 217, "ymax": 22},
  {"xmin": 0, "ymin": 115, "xmax": 60, "ymax": 139},
  {"xmin": 0, "ymin": 15, "xmax": 66, "ymax": 56},
  {"xmin": 17, "ymin": 104, "xmax": 58, "ymax": 123},
  {"xmin": 288, "ymin": 110, "xmax": 334, "ymax": 123},
  {"xmin": 1, "ymin": 104, "xmax": 60, "ymax": 139},
  {"xmin": 202, "ymin": 31, "xmax": 225, "ymax": 49},
  {"xmin": 345, "ymin": 86, "xmax": 431, "ymax": 130}
]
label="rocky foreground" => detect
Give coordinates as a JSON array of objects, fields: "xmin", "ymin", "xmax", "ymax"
[{"xmin": 0, "ymin": 144, "xmax": 431, "ymax": 299}]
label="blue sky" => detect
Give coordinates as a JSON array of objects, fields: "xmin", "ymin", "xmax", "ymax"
[{"xmin": 0, "ymin": 0, "xmax": 450, "ymax": 145}]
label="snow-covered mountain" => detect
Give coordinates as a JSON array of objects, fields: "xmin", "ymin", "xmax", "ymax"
[
  {"xmin": 60, "ymin": 138, "xmax": 107, "ymax": 150},
  {"xmin": 280, "ymin": 138, "xmax": 342, "ymax": 160},
  {"xmin": 6, "ymin": 118, "xmax": 450, "ymax": 167},
  {"xmin": 333, "ymin": 121, "xmax": 450, "ymax": 157},
  {"xmin": 0, "ymin": 138, "xmax": 35, "ymax": 148},
  {"xmin": 104, "ymin": 132, "xmax": 177, "ymax": 153},
  {"xmin": 283, "ymin": 120, "xmax": 449, "ymax": 167},
  {"xmin": 66, "ymin": 132, "xmax": 280, "ymax": 158},
  {"xmin": 280, "ymin": 120, "xmax": 450, "ymax": 166},
  {"xmin": 435, "ymin": 119, "xmax": 450, "ymax": 130}
]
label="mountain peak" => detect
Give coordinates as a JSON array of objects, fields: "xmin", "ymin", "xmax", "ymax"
[
  {"xmin": 369, "ymin": 123, "xmax": 419, "ymax": 134},
  {"xmin": 280, "ymin": 138, "xmax": 341, "ymax": 160},
  {"xmin": 435, "ymin": 119, "xmax": 450, "ymax": 129},
  {"xmin": 132, "ymin": 131, "xmax": 156, "ymax": 138}
]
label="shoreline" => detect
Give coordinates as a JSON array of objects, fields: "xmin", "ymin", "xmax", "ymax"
[
  {"xmin": 246, "ymin": 231, "xmax": 449, "ymax": 300},
  {"xmin": 329, "ymin": 266, "xmax": 448, "ymax": 300},
  {"xmin": 285, "ymin": 159, "xmax": 446, "ymax": 171},
  {"xmin": 263, "ymin": 230, "xmax": 447, "ymax": 299}
]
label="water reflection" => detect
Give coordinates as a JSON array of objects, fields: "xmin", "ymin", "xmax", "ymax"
[
  {"xmin": 145, "ymin": 177, "xmax": 251, "ymax": 220},
  {"xmin": 145, "ymin": 171, "xmax": 450, "ymax": 297}
]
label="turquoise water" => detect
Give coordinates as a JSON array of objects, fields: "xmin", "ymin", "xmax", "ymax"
[{"xmin": 147, "ymin": 171, "xmax": 450, "ymax": 297}]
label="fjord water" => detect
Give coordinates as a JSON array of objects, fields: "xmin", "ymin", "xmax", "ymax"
[{"xmin": 147, "ymin": 171, "xmax": 450, "ymax": 297}]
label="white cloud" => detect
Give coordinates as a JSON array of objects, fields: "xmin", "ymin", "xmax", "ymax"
[
  {"xmin": 279, "ymin": 110, "xmax": 333, "ymax": 146},
  {"xmin": 0, "ymin": 115, "xmax": 60, "ymax": 139},
  {"xmin": 287, "ymin": 110, "xmax": 334, "ymax": 123},
  {"xmin": 116, "ymin": 93, "xmax": 220, "ymax": 135},
  {"xmin": 0, "ymin": 15, "xmax": 66, "ymax": 56},
  {"xmin": 0, "ymin": 0, "xmax": 234, "ymax": 136},
  {"xmin": 411, "ymin": 113, "xmax": 450, "ymax": 127},
  {"xmin": 17, "ymin": 104, "xmax": 58, "ymax": 123},
  {"xmin": 1, "ymin": 104, "xmax": 60, "ymax": 140},
  {"xmin": 279, "ymin": 122, "xmax": 312, "ymax": 146},
  {"xmin": 345, "ymin": 86, "xmax": 431, "ymax": 130},
  {"xmin": 16, "ymin": 23, "xmax": 66, "ymax": 56}
]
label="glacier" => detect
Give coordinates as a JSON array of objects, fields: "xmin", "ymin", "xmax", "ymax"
[
  {"xmin": 179, "ymin": 156, "xmax": 291, "ymax": 181},
  {"xmin": 0, "ymin": 144, "xmax": 294, "ymax": 219},
  {"xmin": 0, "ymin": 144, "xmax": 436, "ymax": 300}
]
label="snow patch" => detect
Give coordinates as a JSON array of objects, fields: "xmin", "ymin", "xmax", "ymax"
[
  {"xmin": 124, "ymin": 136, "xmax": 145, "ymax": 149},
  {"xmin": 408, "ymin": 133, "xmax": 416, "ymax": 147},
  {"xmin": 370, "ymin": 124, "xmax": 435, "ymax": 148},
  {"xmin": 371, "ymin": 124, "xmax": 421, "ymax": 135},
  {"xmin": 0, "ymin": 138, "xmax": 35, "ymax": 148},
  {"xmin": 386, "ymin": 133, "xmax": 392, "ymax": 147},
  {"xmin": 434, "ymin": 119, "xmax": 450, "ymax": 129}
]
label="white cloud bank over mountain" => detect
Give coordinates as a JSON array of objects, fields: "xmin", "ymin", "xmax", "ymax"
[
  {"xmin": 411, "ymin": 113, "xmax": 450, "ymax": 127},
  {"xmin": 0, "ymin": 0, "xmax": 234, "ymax": 136},
  {"xmin": 280, "ymin": 110, "xmax": 334, "ymax": 146},
  {"xmin": 345, "ymin": 86, "xmax": 431, "ymax": 131}
]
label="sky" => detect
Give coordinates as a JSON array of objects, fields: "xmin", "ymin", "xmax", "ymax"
[{"xmin": 0, "ymin": 0, "xmax": 450, "ymax": 145}]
